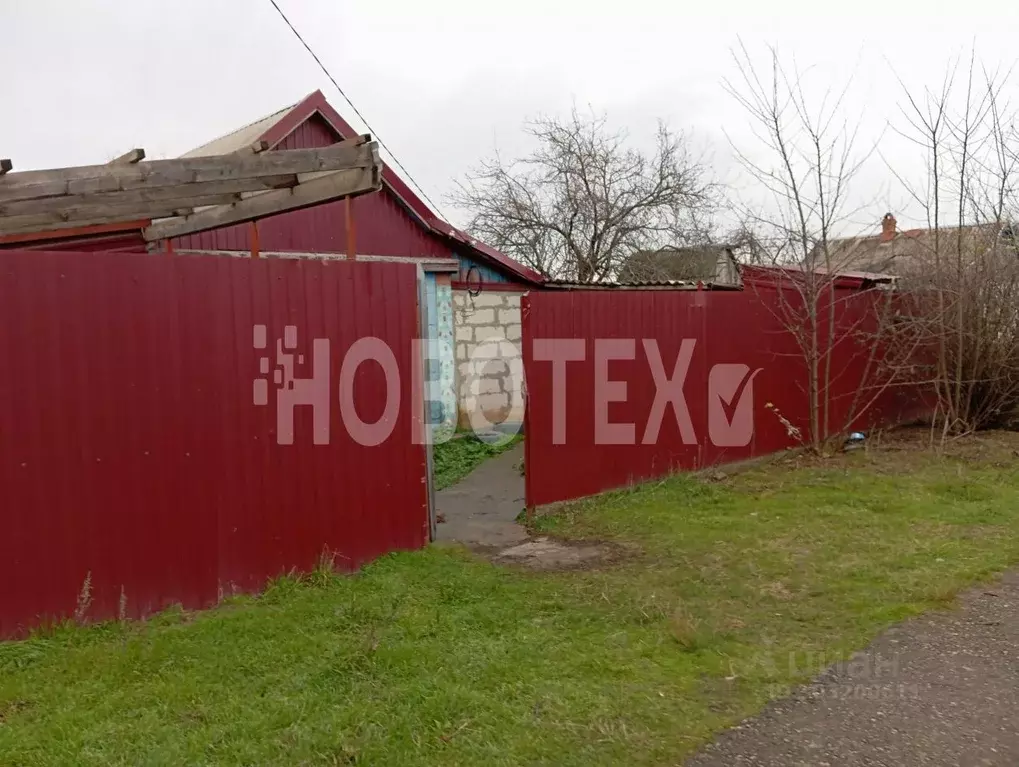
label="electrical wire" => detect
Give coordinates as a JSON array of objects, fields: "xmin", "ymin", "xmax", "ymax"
[{"xmin": 266, "ymin": 0, "xmax": 448, "ymax": 220}]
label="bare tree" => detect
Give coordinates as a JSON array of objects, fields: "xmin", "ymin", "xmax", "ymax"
[
  {"xmin": 722, "ymin": 222, "xmax": 797, "ymax": 266},
  {"xmin": 451, "ymin": 108, "xmax": 717, "ymax": 282},
  {"xmin": 725, "ymin": 43, "xmax": 917, "ymax": 451},
  {"xmin": 890, "ymin": 56, "xmax": 1019, "ymax": 437}
]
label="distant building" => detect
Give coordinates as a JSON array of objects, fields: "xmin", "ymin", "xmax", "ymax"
[
  {"xmin": 616, "ymin": 246, "xmax": 741, "ymax": 286},
  {"xmin": 822, "ymin": 213, "xmax": 1018, "ymax": 278}
]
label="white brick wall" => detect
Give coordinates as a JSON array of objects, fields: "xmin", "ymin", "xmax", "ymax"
[
  {"xmin": 466, "ymin": 309, "xmax": 496, "ymax": 324},
  {"xmin": 473, "ymin": 325, "xmax": 505, "ymax": 343},
  {"xmin": 453, "ymin": 289, "xmax": 526, "ymax": 429},
  {"xmin": 464, "ymin": 293, "xmax": 506, "ymax": 309}
]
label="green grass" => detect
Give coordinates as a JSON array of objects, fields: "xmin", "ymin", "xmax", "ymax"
[
  {"xmin": 3, "ymin": 433, "xmax": 1019, "ymax": 765},
  {"xmin": 432, "ymin": 433, "xmax": 522, "ymax": 490}
]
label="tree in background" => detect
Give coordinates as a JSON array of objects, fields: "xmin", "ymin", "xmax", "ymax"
[
  {"xmin": 725, "ymin": 43, "xmax": 918, "ymax": 451},
  {"xmin": 451, "ymin": 108, "xmax": 717, "ymax": 282},
  {"xmin": 888, "ymin": 56, "xmax": 1019, "ymax": 437},
  {"xmin": 727, "ymin": 44, "xmax": 1019, "ymax": 445}
]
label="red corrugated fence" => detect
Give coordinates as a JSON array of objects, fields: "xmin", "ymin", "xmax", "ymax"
[
  {"xmin": 522, "ymin": 288, "xmax": 931, "ymax": 507},
  {"xmin": 0, "ymin": 250, "xmax": 428, "ymax": 637}
]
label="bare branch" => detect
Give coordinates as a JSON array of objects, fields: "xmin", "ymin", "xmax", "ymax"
[{"xmin": 450, "ymin": 107, "xmax": 718, "ymax": 281}]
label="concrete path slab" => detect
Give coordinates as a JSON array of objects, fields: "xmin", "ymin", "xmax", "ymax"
[
  {"xmin": 687, "ymin": 572, "xmax": 1019, "ymax": 766},
  {"xmin": 434, "ymin": 442, "xmax": 527, "ymax": 547}
]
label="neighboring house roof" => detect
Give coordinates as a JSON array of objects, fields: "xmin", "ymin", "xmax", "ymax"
[
  {"xmin": 183, "ymin": 90, "xmax": 543, "ymax": 285},
  {"xmin": 741, "ymin": 263, "xmax": 897, "ymax": 291},
  {"xmin": 617, "ymin": 246, "xmax": 741, "ymax": 286},
  {"xmin": 543, "ymin": 278, "xmax": 740, "ymax": 291},
  {"xmin": 824, "ymin": 214, "xmax": 1017, "ymax": 277}
]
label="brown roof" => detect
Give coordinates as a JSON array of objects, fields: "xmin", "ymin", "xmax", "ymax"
[{"xmin": 826, "ymin": 222, "xmax": 1016, "ymax": 276}]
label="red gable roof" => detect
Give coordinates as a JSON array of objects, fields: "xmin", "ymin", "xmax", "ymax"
[{"xmin": 230, "ymin": 90, "xmax": 542, "ymax": 285}]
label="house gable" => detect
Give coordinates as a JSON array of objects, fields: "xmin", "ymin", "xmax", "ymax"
[
  {"xmin": 174, "ymin": 109, "xmax": 452, "ymax": 259},
  {"xmin": 175, "ymin": 91, "xmax": 543, "ymax": 286}
]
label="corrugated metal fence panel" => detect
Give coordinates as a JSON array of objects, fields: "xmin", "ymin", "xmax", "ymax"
[
  {"xmin": 522, "ymin": 289, "xmax": 930, "ymax": 507},
  {"xmin": 0, "ymin": 250, "xmax": 428, "ymax": 637}
]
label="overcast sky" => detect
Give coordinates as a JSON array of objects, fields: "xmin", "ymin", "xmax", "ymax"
[{"xmin": 4, "ymin": 0, "xmax": 1019, "ymax": 234}]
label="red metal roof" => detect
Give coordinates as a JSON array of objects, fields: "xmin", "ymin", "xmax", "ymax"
[
  {"xmin": 0, "ymin": 221, "xmax": 149, "ymax": 251},
  {"xmin": 174, "ymin": 115, "xmax": 450, "ymax": 259},
  {"xmin": 740, "ymin": 263, "xmax": 896, "ymax": 290},
  {"xmin": 232, "ymin": 90, "xmax": 543, "ymax": 285}
]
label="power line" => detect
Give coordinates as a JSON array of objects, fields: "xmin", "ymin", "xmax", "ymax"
[{"xmin": 266, "ymin": 0, "xmax": 448, "ymax": 220}]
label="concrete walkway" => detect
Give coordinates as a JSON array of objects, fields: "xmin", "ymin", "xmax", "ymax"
[
  {"xmin": 687, "ymin": 572, "xmax": 1019, "ymax": 766},
  {"xmin": 434, "ymin": 442, "xmax": 527, "ymax": 547}
]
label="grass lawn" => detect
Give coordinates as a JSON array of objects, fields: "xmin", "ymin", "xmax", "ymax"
[
  {"xmin": 3, "ymin": 431, "xmax": 1019, "ymax": 765},
  {"xmin": 431, "ymin": 432, "xmax": 522, "ymax": 490}
]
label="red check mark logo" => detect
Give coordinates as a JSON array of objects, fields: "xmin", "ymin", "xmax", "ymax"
[{"xmin": 717, "ymin": 367, "xmax": 761, "ymax": 425}]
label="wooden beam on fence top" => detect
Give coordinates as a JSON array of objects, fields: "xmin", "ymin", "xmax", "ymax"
[
  {"xmin": 143, "ymin": 162, "xmax": 382, "ymax": 242},
  {"xmin": 0, "ymin": 174, "xmax": 297, "ymax": 218},
  {"xmin": 240, "ymin": 140, "xmax": 269, "ymax": 155},
  {"xmin": 0, "ymin": 192, "xmax": 252, "ymax": 237},
  {"xmin": 0, "ymin": 159, "xmax": 11, "ymax": 176},
  {"xmin": 336, "ymin": 134, "xmax": 371, "ymax": 149},
  {"xmin": 0, "ymin": 143, "xmax": 377, "ymax": 205},
  {"xmin": 108, "ymin": 148, "xmax": 145, "ymax": 165},
  {"xmin": 0, "ymin": 141, "xmax": 382, "ymax": 241}
]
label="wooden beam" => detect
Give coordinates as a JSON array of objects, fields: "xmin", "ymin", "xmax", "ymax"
[
  {"xmin": 335, "ymin": 134, "xmax": 371, "ymax": 149},
  {"xmin": 143, "ymin": 165, "xmax": 381, "ymax": 242},
  {"xmin": 235, "ymin": 134, "xmax": 366, "ymax": 157},
  {"xmin": 0, "ymin": 192, "xmax": 250, "ymax": 237},
  {"xmin": 0, "ymin": 142, "xmax": 378, "ymax": 205},
  {"xmin": 0, "ymin": 159, "xmax": 11, "ymax": 176},
  {"xmin": 0, "ymin": 174, "xmax": 297, "ymax": 217},
  {"xmin": 240, "ymin": 140, "xmax": 269, "ymax": 155},
  {"xmin": 108, "ymin": 149, "xmax": 145, "ymax": 165}
]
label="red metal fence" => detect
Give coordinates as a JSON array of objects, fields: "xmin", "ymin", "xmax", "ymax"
[
  {"xmin": 0, "ymin": 250, "xmax": 428, "ymax": 637},
  {"xmin": 522, "ymin": 288, "xmax": 931, "ymax": 507}
]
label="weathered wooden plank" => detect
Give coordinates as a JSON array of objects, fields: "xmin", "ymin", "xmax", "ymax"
[
  {"xmin": 0, "ymin": 174, "xmax": 297, "ymax": 217},
  {"xmin": 108, "ymin": 149, "xmax": 145, "ymax": 165},
  {"xmin": 0, "ymin": 178, "xmax": 65, "ymax": 203},
  {"xmin": 0, "ymin": 192, "xmax": 254, "ymax": 237},
  {"xmin": 0, "ymin": 143, "xmax": 377, "ymax": 204},
  {"xmin": 0, "ymin": 160, "xmax": 11, "ymax": 176},
  {"xmin": 335, "ymin": 134, "xmax": 371, "ymax": 149},
  {"xmin": 238, "ymin": 140, "xmax": 269, "ymax": 155},
  {"xmin": 143, "ymin": 164, "xmax": 381, "ymax": 242}
]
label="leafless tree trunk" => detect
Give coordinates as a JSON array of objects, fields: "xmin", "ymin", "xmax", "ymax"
[
  {"xmin": 891, "ymin": 56, "xmax": 1019, "ymax": 437},
  {"xmin": 450, "ymin": 108, "xmax": 717, "ymax": 281},
  {"xmin": 725, "ymin": 43, "xmax": 908, "ymax": 451}
]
